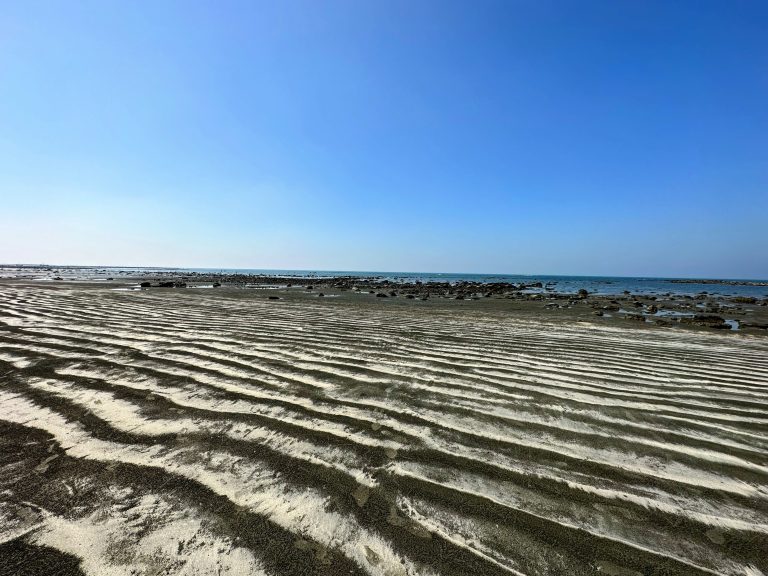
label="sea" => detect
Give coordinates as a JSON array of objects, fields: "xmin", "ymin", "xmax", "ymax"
[{"xmin": 4, "ymin": 265, "xmax": 768, "ymax": 297}]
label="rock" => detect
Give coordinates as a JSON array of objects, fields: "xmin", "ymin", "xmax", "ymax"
[
  {"xmin": 140, "ymin": 281, "xmax": 151, "ymax": 288},
  {"xmin": 306, "ymin": 285, "xmax": 313, "ymax": 290},
  {"xmin": 646, "ymin": 304, "xmax": 658, "ymax": 314},
  {"xmin": 732, "ymin": 297, "xmax": 757, "ymax": 304},
  {"xmin": 268, "ymin": 296, "xmax": 280, "ymax": 300},
  {"xmin": 318, "ymin": 293, "xmax": 325, "ymax": 297},
  {"xmin": 577, "ymin": 288, "xmax": 589, "ymax": 298},
  {"xmin": 625, "ymin": 314, "xmax": 645, "ymax": 321},
  {"xmin": 740, "ymin": 321, "xmax": 768, "ymax": 330},
  {"xmin": 376, "ymin": 293, "xmax": 388, "ymax": 298},
  {"xmin": 681, "ymin": 314, "xmax": 729, "ymax": 329}
]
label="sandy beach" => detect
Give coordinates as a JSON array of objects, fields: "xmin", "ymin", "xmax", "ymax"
[{"xmin": 1, "ymin": 276, "xmax": 767, "ymax": 576}]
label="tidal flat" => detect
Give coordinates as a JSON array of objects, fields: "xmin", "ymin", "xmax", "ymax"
[{"xmin": 1, "ymin": 276, "xmax": 767, "ymax": 576}]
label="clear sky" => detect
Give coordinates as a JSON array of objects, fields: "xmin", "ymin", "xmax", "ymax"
[{"xmin": 1, "ymin": 1, "xmax": 766, "ymax": 277}]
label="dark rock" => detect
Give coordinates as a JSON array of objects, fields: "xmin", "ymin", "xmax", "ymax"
[
  {"xmin": 268, "ymin": 296, "xmax": 280, "ymax": 300},
  {"xmin": 743, "ymin": 322, "xmax": 768, "ymax": 329},
  {"xmin": 681, "ymin": 314, "xmax": 729, "ymax": 329},
  {"xmin": 140, "ymin": 281, "xmax": 151, "ymax": 288}
]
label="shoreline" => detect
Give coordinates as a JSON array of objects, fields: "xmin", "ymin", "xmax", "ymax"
[
  {"xmin": 3, "ymin": 273, "xmax": 768, "ymax": 335},
  {"xmin": 1, "ymin": 276, "xmax": 766, "ymax": 576}
]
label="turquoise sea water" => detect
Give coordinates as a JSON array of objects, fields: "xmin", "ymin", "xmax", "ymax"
[{"xmin": 185, "ymin": 269, "xmax": 768, "ymax": 298}]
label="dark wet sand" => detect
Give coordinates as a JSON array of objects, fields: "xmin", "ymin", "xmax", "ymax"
[{"xmin": 1, "ymin": 278, "xmax": 767, "ymax": 576}]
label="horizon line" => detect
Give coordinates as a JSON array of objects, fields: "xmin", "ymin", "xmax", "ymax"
[{"xmin": 1, "ymin": 263, "xmax": 767, "ymax": 283}]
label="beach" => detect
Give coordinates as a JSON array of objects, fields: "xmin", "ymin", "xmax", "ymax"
[{"xmin": 1, "ymin": 275, "xmax": 767, "ymax": 576}]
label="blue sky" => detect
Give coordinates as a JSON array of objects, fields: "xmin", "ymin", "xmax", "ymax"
[{"xmin": 1, "ymin": 0, "xmax": 766, "ymax": 277}]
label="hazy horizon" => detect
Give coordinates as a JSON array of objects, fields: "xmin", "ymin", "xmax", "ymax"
[
  {"xmin": 3, "ymin": 261, "xmax": 768, "ymax": 282},
  {"xmin": 2, "ymin": 1, "xmax": 767, "ymax": 278}
]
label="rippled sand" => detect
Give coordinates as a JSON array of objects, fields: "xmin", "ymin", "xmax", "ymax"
[{"xmin": 1, "ymin": 281, "xmax": 767, "ymax": 576}]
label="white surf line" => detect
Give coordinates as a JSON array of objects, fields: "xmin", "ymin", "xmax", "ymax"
[{"xmin": 0, "ymin": 391, "xmax": 438, "ymax": 576}]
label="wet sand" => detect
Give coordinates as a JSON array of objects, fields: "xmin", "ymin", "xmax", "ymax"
[{"xmin": 1, "ymin": 277, "xmax": 767, "ymax": 576}]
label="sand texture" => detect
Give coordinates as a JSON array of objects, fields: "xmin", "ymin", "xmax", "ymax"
[{"xmin": 1, "ymin": 280, "xmax": 767, "ymax": 576}]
